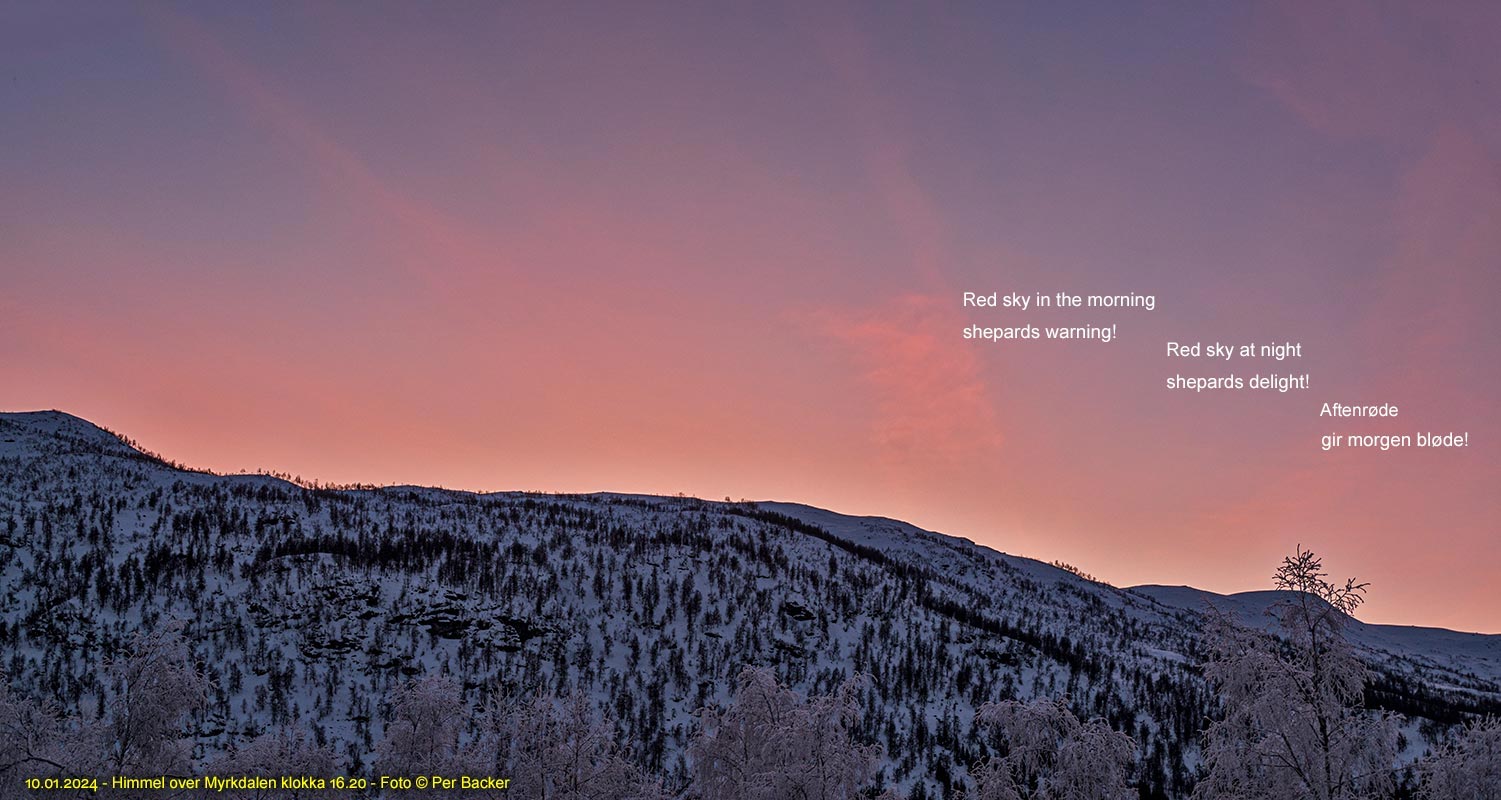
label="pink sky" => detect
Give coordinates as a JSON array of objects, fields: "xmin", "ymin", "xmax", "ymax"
[{"xmin": 3, "ymin": 2, "xmax": 1497, "ymax": 631}]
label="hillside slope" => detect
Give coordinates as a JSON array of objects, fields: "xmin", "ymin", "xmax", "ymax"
[{"xmin": 2, "ymin": 410, "xmax": 1496, "ymax": 797}]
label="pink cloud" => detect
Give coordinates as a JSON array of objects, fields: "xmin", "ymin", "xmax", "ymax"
[{"xmin": 812, "ymin": 295, "xmax": 1003, "ymax": 468}]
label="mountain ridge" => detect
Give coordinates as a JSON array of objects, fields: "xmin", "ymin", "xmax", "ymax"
[
  {"xmin": 7, "ymin": 409, "xmax": 1492, "ymax": 635},
  {"xmin": 2, "ymin": 409, "xmax": 1497, "ymax": 796}
]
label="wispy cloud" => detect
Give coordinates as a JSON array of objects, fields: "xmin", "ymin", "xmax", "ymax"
[
  {"xmin": 1242, "ymin": 0, "xmax": 1501, "ymax": 141},
  {"xmin": 141, "ymin": 5, "xmax": 500, "ymax": 286},
  {"xmin": 811, "ymin": 294, "xmax": 1003, "ymax": 467}
]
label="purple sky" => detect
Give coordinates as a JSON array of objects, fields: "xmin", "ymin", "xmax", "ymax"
[{"xmin": 3, "ymin": 2, "xmax": 1498, "ymax": 631}]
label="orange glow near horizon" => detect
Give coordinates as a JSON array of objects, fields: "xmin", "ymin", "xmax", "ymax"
[{"xmin": 3, "ymin": 2, "xmax": 1498, "ymax": 632}]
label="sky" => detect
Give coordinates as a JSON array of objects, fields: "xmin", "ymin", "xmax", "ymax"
[{"xmin": 3, "ymin": 2, "xmax": 1498, "ymax": 632}]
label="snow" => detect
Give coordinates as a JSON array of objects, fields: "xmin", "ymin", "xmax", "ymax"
[
  {"xmin": 1131, "ymin": 585, "xmax": 1501, "ymax": 694},
  {"xmin": 3, "ymin": 410, "xmax": 1497, "ymax": 798}
]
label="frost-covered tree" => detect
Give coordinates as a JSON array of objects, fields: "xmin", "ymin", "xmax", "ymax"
[
  {"xmin": 100, "ymin": 627, "xmax": 210, "ymax": 778},
  {"xmin": 376, "ymin": 675, "xmax": 479, "ymax": 785},
  {"xmin": 689, "ymin": 666, "xmax": 881, "ymax": 800},
  {"xmin": 0, "ymin": 685, "xmax": 67, "ymax": 800},
  {"xmin": 210, "ymin": 727, "xmax": 340, "ymax": 799},
  {"xmin": 1418, "ymin": 717, "xmax": 1501, "ymax": 799},
  {"xmin": 1193, "ymin": 547, "xmax": 1397, "ymax": 800},
  {"xmin": 482, "ymin": 691, "xmax": 664, "ymax": 800},
  {"xmin": 967, "ymin": 698, "xmax": 1135, "ymax": 800}
]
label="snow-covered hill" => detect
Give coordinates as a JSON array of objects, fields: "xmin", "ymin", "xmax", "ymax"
[
  {"xmin": 2, "ymin": 410, "xmax": 1496, "ymax": 798},
  {"xmin": 1130, "ymin": 585, "xmax": 1501, "ymax": 699}
]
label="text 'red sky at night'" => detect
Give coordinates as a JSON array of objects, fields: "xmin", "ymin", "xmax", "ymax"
[{"xmin": 3, "ymin": 3, "xmax": 1498, "ymax": 631}]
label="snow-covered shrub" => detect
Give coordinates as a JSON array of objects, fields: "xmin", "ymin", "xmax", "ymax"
[
  {"xmin": 375, "ymin": 675, "xmax": 480, "ymax": 790},
  {"xmin": 102, "ymin": 626, "xmax": 210, "ymax": 778},
  {"xmin": 481, "ymin": 690, "xmax": 665, "ymax": 800},
  {"xmin": 1418, "ymin": 717, "xmax": 1501, "ymax": 800},
  {"xmin": 0, "ymin": 685, "xmax": 68, "ymax": 800},
  {"xmin": 968, "ymin": 698, "xmax": 1135, "ymax": 800},
  {"xmin": 209, "ymin": 727, "xmax": 340, "ymax": 798},
  {"xmin": 689, "ymin": 666, "xmax": 882, "ymax": 800}
]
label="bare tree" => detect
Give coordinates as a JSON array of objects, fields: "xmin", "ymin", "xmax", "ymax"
[{"xmin": 1193, "ymin": 547, "xmax": 1397, "ymax": 800}]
